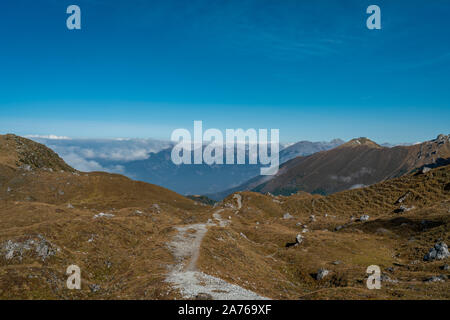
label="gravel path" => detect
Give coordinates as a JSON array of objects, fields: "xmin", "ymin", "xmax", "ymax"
[{"xmin": 165, "ymin": 210, "xmax": 269, "ymax": 300}]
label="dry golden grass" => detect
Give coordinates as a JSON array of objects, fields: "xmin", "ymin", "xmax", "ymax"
[
  {"xmin": 196, "ymin": 166, "xmax": 450, "ymax": 300},
  {"xmin": 0, "ymin": 134, "xmax": 448, "ymax": 300}
]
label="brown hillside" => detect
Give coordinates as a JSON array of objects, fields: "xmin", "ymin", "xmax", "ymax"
[
  {"xmin": 0, "ymin": 135, "xmax": 212, "ymax": 299},
  {"xmin": 0, "ymin": 134, "xmax": 74, "ymax": 172},
  {"xmin": 200, "ymin": 165, "xmax": 449, "ymax": 299},
  {"xmin": 251, "ymin": 135, "xmax": 450, "ymax": 196},
  {"xmin": 1, "ymin": 135, "xmax": 448, "ymax": 300}
]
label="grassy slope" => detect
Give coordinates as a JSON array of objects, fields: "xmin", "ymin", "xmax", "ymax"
[
  {"xmin": 0, "ymin": 134, "xmax": 448, "ymax": 299},
  {"xmin": 198, "ymin": 165, "xmax": 449, "ymax": 299}
]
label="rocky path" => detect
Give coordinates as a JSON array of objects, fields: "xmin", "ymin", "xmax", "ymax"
[{"xmin": 165, "ymin": 210, "xmax": 269, "ymax": 300}]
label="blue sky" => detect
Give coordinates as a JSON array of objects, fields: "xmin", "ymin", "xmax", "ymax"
[{"xmin": 0, "ymin": 0, "xmax": 449, "ymax": 143}]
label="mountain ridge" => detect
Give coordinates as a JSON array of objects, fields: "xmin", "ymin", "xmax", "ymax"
[{"xmin": 210, "ymin": 134, "xmax": 450, "ymax": 199}]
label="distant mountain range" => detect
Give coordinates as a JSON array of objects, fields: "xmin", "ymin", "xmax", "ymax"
[
  {"xmin": 210, "ymin": 134, "xmax": 450, "ymax": 199},
  {"xmin": 106, "ymin": 139, "xmax": 345, "ymax": 195},
  {"xmin": 29, "ymin": 137, "xmax": 344, "ymax": 196}
]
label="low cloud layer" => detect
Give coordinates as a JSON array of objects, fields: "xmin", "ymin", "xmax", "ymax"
[{"xmin": 29, "ymin": 137, "xmax": 173, "ymax": 173}]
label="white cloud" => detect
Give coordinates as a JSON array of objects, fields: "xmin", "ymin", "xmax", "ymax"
[
  {"xmin": 62, "ymin": 153, "xmax": 105, "ymax": 172},
  {"xmin": 62, "ymin": 152, "xmax": 125, "ymax": 173},
  {"xmin": 26, "ymin": 134, "xmax": 71, "ymax": 140}
]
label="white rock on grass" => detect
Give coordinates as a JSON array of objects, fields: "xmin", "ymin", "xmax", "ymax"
[
  {"xmin": 424, "ymin": 242, "xmax": 449, "ymax": 261},
  {"xmin": 93, "ymin": 212, "xmax": 115, "ymax": 219},
  {"xmin": 316, "ymin": 268, "xmax": 329, "ymax": 280},
  {"xmin": 359, "ymin": 215, "xmax": 370, "ymax": 222},
  {"xmin": 283, "ymin": 213, "xmax": 293, "ymax": 219}
]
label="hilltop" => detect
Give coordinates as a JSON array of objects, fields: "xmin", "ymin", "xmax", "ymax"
[{"xmin": 0, "ymin": 134, "xmax": 74, "ymax": 172}]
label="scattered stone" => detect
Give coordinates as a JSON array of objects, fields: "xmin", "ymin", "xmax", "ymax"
[
  {"xmin": 424, "ymin": 275, "xmax": 447, "ymax": 283},
  {"xmin": 420, "ymin": 167, "xmax": 431, "ymax": 174},
  {"xmin": 440, "ymin": 264, "xmax": 449, "ymax": 271},
  {"xmin": 395, "ymin": 192, "xmax": 410, "ymax": 204},
  {"xmin": 310, "ymin": 215, "xmax": 316, "ymax": 222},
  {"xmin": 380, "ymin": 273, "xmax": 398, "ymax": 283},
  {"xmin": 93, "ymin": 212, "xmax": 115, "ymax": 219},
  {"xmin": 20, "ymin": 164, "xmax": 32, "ymax": 171},
  {"xmin": 395, "ymin": 205, "xmax": 415, "ymax": 213},
  {"xmin": 1, "ymin": 235, "xmax": 58, "ymax": 262},
  {"xmin": 316, "ymin": 268, "xmax": 330, "ymax": 280},
  {"xmin": 424, "ymin": 242, "xmax": 449, "ymax": 261},
  {"xmin": 283, "ymin": 213, "xmax": 293, "ymax": 220},
  {"xmin": 287, "ymin": 234, "xmax": 304, "ymax": 247},
  {"xmin": 332, "ymin": 260, "xmax": 341, "ymax": 265},
  {"xmin": 152, "ymin": 204, "xmax": 161, "ymax": 213},
  {"xmin": 359, "ymin": 215, "xmax": 370, "ymax": 222},
  {"xmin": 334, "ymin": 225, "xmax": 343, "ymax": 231},
  {"xmin": 67, "ymin": 203, "xmax": 74, "ymax": 209},
  {"xmin": 89, "ymin": 284, "xmax": 101, "ymax": 293}
]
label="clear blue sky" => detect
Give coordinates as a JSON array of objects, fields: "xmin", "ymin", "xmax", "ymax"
[{"xmin": 0, "ymin": 0, "xmax": 449, "ymax": 143}]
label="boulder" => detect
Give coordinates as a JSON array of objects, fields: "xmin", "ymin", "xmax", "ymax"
[
  {"xmin": 421, "ymin": 167, "xmax": 431, "ymax": 174},
  {"xmin": 359, "ymin": 215, "xmax": 370, "ymax": 222},
  {"xmin": 316, "ymin": 268, "xmax": 329, "ymax": 280},
  {"xmin": 424, "ymin": 242, "xmax": 449, "ymax": 261},
  {"xmin": 395, "ymin": 205, "xmax": 415, "ymax": 213},
  {"xmin": 296, "ymin": 234, "xmax": 304, "ymax": 244},
  {"xmin": 283, "ymin": 213, "xmax": 293, "ymax": 220},
  {"xmin": 93, "ymin": 212, "xmax": 115, "ymax": 219}
]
